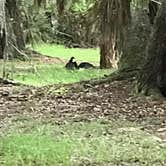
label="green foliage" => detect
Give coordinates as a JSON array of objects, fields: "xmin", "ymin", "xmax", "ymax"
[
  {"xmin": 72, "ymin": 0, "xmax": 96, "ymax": 13},
  {"xmin": 131, "ymin": 0, "xmax": 149, "ymax": 9},
  {"xmin": 21, "ymin": 0, "xmax": 98, "ymax": 47},
  {"xmin": 21, "ymin": 0, "xmax": 56, "ymax": 44},
  {"xmin": 8, "ymin": 0, "xmax": 151, "ymax": 48}
]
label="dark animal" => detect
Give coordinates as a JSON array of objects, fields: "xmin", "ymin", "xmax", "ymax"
[
  {"xmin": 65, "ymin": 57, "xmax": 78, "ymax": 70},
  {"xmin": 78, "ymin": 62, "xmax": 95, "ymax": 69},
  {"xmin": 148, "ymin": 0, "xmax": 160, "ymax": 24}
]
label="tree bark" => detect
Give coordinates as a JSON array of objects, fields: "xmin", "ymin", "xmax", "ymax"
[
  {"xmin": 0, "ymin": 28, "xmax": 6, "ymax": 59},
  {"xmin": 6, "ymin": 0, "xmax": 25, "ymax": 50},
  {"xmin": 148, "ymin": 0, "xmax": 159, "ymax": 24},
  {"xmin": 118, "ymin": 9, "xmax": 151, "ymax": 71},
  {"xmin": 137, "ymin": 0, "xmax": 166, "ymax": 96},
  {"xmin": 100, "ymin": 40, "xmax": 119, "ymax": 69},
  {"xmin": 0, "ymin": 0, "xmax": 6, "ymax": 59},
  {"xmin": 0, "ymin": 0, "xmax": 25, "ymax": 59},
  {"xmin": 99, "ymin": 0, "xmax": 131, "ymax": 69}
]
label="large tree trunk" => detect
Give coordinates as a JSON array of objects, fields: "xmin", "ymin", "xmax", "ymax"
[
  {"xmin": 0, "ymin": 0, "xmax": 25, "ymax": 59},
  {"xmin": 118, "ymin": 9, "xmax": 151, "ymax": 71},
  {"xmin": 99, "ymin": 0, "xmax": 131, "ymax": 69},
  {"xmin": 6, "ymin": 0, "xmax": 25, "ymax": 51},
  {"xmin": 137, "ymin": 0, "xmax": 166, "ymax": 96},
  {"xmin": 148, "ymin": 0, "xmax": 159, "ymax": 24},
  {"xmin": 100, "ymin": 40, "xmax": 119, "ymax": 69}
]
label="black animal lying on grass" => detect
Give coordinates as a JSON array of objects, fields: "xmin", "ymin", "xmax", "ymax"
[
  {"xmin": 78, "ymin": 62, "xmax": 95, "ymax": 69},
  {"xmin": 65, "ymin": 57, "xmax": 79, "ymax": 70},
  {"xmin": 65, "ymin": 57, "xmax": 95, "ymax": 70}
]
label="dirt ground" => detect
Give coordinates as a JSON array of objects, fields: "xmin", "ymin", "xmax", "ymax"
[{"xmin": 0, "ymin": 77, "xmax": 166, "ymax": 141}]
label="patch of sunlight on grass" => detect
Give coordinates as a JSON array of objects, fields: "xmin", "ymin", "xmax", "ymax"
[
  {"xmin": 1, "ymin": 120, "xmax": 166, "ymax": 166},
  {"xmin": 31, "ymin": 43, "xmax": 100, "ymax": 63}
]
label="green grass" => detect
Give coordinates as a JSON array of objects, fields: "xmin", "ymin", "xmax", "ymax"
[
  {"xmin": 0, "ymin": 44, "xmax": 111, "ymax": 86},
  {"xmin": 14, "ymin": 64, "xmax": 111, "ymax": 86},
  {"xmin": 0, "ymin": 120, "xmax": 166, "ymax": 166},
  {"xmin": 31, "ymin": 44, "xmax": 100, "ymax": 63},
  {"xmin": 0, "ymin": 135, "xmax": 73, "ymax": 166},
  {"xmin": 1, "ymin": 44, "xmax": 112, "ymax": 86}
]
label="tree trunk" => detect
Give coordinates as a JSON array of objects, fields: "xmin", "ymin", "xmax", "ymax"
[
  {"xmin": 137, "ymin": 0, "xmax": 166, "ymax": 96},
  {"xmin": 0, "ymin": 0, "xmax": 6, "ymax": 59},
  {"xmin": 118, "ymin": 9, "xmax": 151, "ymax": 71},
  {"xmin": 148, "ymin": 0, "xmax": 159, "ymax": 24},
  {"xmin": 0, "ymin": 28, "xmax": 6, "ymax": 59},
  {"xmin": 99, "ymin": 0, "xmax": 131, "ymax": 69},
  {"xmin": 6, "ymin": 0, "xmax": 25, "ymax": 50},
  {"xmin": 100, "ymin": 40, "xmax": 119, "ymax": 69},
  {"xmin": 0, "ymin": 0, "xmax": 26, "ymax": 59}
]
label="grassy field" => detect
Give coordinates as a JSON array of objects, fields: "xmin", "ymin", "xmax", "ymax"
[
  {"xmin": 31, "ymin": 44, "xmax": 100, "ymax": 63},
  {"xmin": 14, "ymin": 65, "xmax": 111, "ymax": 86},
  {"xmin": 0, "ymin": 119, "xmax": 166, "ymax": 166},
  {"xmin": 1, "ymin": 44, "xmax": 112, "ymax": 86}
]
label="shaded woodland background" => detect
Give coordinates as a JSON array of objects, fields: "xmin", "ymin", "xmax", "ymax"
[{"xmin": 0, "ymin": 1, "xmax": 166, "ymax": 165}]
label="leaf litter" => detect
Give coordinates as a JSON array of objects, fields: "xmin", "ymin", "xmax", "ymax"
[{"xmin": 0, "ymin": 78, "xmax": 166, "ymax": 142}]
